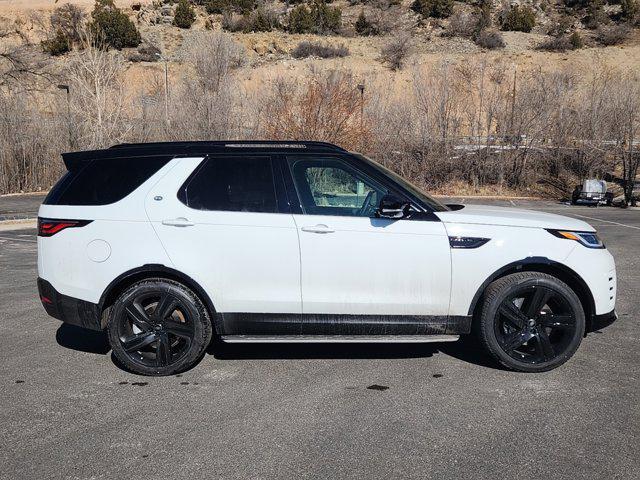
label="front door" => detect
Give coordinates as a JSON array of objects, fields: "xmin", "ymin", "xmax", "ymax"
[{"xmin": 285, "ymin": 155, "xmax": 452, "ymax": 334}]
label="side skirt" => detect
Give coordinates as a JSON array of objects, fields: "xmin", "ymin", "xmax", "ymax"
[
  {"xmin": 215, "ymin": 313, "xmax": 472, "ymax": 336},
  {"xmin": 221, "ymin": 335, "xmax": 461, "ymax": 344}
]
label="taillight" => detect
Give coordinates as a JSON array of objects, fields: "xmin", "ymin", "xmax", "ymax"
[{"xmin": 37, "ymin": 218, "xmax": 92, "ymax": 237}]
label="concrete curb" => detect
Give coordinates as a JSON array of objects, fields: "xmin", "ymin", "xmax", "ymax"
[{"xmin": 0, "ymin": 219, "xmax": 37, "ymax": 231}]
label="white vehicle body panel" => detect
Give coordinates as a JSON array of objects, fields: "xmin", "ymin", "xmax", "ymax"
[
  {"xmin": 37, "ymin": 160, "xmax": 179, "ymax": 303},
  {"xmin": 437, "ymin": 205, "xmax": 616, "ymax": 315},
  {"xmin": 144, "ymin": 157, "xmax": 301, "ymax": 314},
  {"xmin": 293, "ymin": 214, "xmax": 451, "ymax": 315},
  {"xmin": 438, "ymin": 204, "xmax": 594, "ymax": 231}
]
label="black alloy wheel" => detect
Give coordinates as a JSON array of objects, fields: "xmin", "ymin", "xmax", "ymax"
[
  {"xmin": 108, "ymin": 279, "xmax": 212, "ymax": 376},
  {"xmin": 495, "ymin": 285, "xmax": 577, "ymax": 364},
  {"xmin": 478, "ymin": 272, "xmax": 585, "ymax": 372}
]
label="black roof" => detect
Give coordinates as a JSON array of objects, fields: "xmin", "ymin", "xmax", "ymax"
[{"xmin": 62, "ymin": 140, "xmax": 348, "ymax": 170}]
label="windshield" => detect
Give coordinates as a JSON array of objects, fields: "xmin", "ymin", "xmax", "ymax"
[{"xmin": 354, "ymin": 154, "xmax": 450, "ymax": 212}]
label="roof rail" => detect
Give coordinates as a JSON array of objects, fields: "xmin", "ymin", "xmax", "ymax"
[{"xmin": 110, "ymin": 140, "xmax": 347, "ymax": 152}]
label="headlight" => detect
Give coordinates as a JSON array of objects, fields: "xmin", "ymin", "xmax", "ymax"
[{"xmin": 546, "ymin": 229, "xmax": 605, "ymax": 249}]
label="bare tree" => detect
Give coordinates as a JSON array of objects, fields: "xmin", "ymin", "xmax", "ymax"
[
  {"xmin": 609, "ymin": 73, "xmax": 640, "ymax": 206},
  {"xmin": 51, "ymin": 3, "xmax": 86, "ymax": 45},
  {"xmin": 65, "ymin": 31, "xmax": 129, "ymax": 148},
  {"xmin": 0, "ymin": 29, "xmax": 52, "ymax": 90},
  {"xmin": 261, "ymin": 68, "xmax": 364, "ymax": 149},
  {"xmin": 168, "ymin": 32, "xmax": 247, "ymax": 140},
  {"xmin": 182, "ymin": 31, "xmax": 246, "ymax": 94}
]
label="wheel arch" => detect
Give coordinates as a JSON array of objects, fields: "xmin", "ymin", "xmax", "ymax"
[
  {"xmin": 98, "ymin": 264, "xmax": 218, "ymax": 332},
  {"xmin": 467, "ymin": 257, "xmax": 596, "ymax": 333}
]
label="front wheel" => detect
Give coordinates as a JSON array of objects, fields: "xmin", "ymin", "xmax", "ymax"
[
  {"xmin": 477, "ymin": 272, "xmax": 585, "ymax": 372},
  {"xmin": 107, "ymin": 279, "xmax": 212, "ymax": 376}
]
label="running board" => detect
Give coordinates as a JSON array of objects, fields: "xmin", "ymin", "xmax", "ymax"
[{"xmin": 220, "ymin": 335, "xmax": 460, "ymax": 344}]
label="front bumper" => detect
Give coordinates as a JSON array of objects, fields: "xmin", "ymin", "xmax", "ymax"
[
  {"xmin": 589, "ymin": 309, "xmax": 618, "ymax": 333},
  {"xmin": 37, "ymin": 278, "xmax": 103, "ymax": 331}
]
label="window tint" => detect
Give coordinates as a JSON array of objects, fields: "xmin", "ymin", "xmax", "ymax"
[
  {"xmin": 181, "ymin": 156, "xmax": 277, "ymax": 213},
  {"xmin": 289, "ymin": 157, "xmax": 387, "ymax": 217},
  {"xmin": 45, "ymin": 156, "xmax": 171, "ymax": 206}
]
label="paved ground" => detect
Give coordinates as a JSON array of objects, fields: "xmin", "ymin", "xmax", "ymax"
[
  {"xmin": 0, "ymin": 198, "xmax": 638, "ymax": 480},
  {"xmin": 0, "ymin": 193, "xmax": 45, "ymax": 221}
]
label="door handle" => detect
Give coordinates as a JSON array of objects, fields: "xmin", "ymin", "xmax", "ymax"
[
  {"xmin": 162, "ymin": 217, "xmax": 194, "ymax": 227},
  {"xmin": 301, "ymin": 224, "xmax": 334, "ymax": 234}
]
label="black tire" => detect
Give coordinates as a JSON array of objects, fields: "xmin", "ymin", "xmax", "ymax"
[
  {"xmin": 107, "ymin": 278, "xmax": 212, "ymax": 376},
  {"xmin": 477, "ymin": 272, "xmax": 585, "ymax": 373}
]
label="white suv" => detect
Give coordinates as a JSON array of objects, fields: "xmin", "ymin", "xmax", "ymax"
[{"xmin": 37, "ymin": 141, "xmax": 617, "ymax": 375}]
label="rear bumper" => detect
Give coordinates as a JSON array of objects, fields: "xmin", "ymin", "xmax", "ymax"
[
  {"xmin": 589, "ymin": 309, "xmax": 618, "ymax": 333},
  {"xmin": 37, "ymin": 278, "xmax": 103, "ymax": 331}
]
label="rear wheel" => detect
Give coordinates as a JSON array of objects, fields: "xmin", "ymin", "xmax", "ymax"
[
  {"xmin": 107, "ymin": 279, "xmax": 212, "ymax": 376},
  {"xmin": 477, "ymin": 272, "xmax": 585, "ymax": 372}
]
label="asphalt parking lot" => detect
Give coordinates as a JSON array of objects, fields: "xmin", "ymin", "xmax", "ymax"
[{"xmin": 0, "ymin": 197, "xmax": 638, "ymax": 480}]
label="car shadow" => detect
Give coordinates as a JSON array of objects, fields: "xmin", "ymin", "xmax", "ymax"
[
  {"xmin": 438, "ymin": 335, "xmax": 501, "ymax": 369},
  {"xmin": 209, "ymin": 335, "xmax": 501, "ymax": 369},
  {"xmin": 209, "ymin": 340, "xmax": 440, "ymax": 360},
  {"xmin": 55, "ymin": 324, "xmax": 501, "ymax": 370},
  {"xmin": 56, "ymin": 324, "xmax": 110, "ymax": 355}
]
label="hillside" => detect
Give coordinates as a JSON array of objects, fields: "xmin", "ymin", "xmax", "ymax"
[
  {"xmin": 1, "ymin": 0, "xmax": 640, "ymax": 79},
  {"xmin": 0, "ymin": 0, "xmax": 639, "ymax": 202}
]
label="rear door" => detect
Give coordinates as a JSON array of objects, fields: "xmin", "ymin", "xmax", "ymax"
[
  {"xmin": 284, "ymin": 155, "xmax": 452, "ymax": 333},
  {"xmin": 145, "ymin": 155, "xmax": 301, "ymax": 332}
]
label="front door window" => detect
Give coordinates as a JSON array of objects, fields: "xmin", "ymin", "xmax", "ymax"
[{"xmin": 288, "ymin": 158, "xmax": 387, "ymax": 217}]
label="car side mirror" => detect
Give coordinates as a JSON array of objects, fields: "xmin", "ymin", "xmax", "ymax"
[{"xmin": 376, "ymin": 194, "xmax": 411, "ymax": 219}]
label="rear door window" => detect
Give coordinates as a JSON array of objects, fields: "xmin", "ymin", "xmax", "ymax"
[
  {"xmin": 179, "ymin": 156, "xmax": 278, "ymax": 213},
  {"xmin": 45, "ymin": 156, "xmax": 172, "ymax": 206}
]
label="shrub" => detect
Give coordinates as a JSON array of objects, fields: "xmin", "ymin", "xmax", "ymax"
[
  {"xmin": 288, "ymin": 1, "xmax": 342, "ymax": 34},
  {"xmin": 596, "ymin": 24, "xmax": 630, "ymax": 45},
  {"xmin": 444, "ymin": 9, "xmax": 477, "ymax": 38},
  {"xmin": 225, "ymin": 7, "xmax": 281, "ymax": 32},
  {"xmin": 173, "ymin": 0, "xmax": 196, "ymax": 28},
  {"xmin": 205, "ymin": 0, "xmax": 228, "ymax": 14},
  {"xmin": 311, "ymin": 0, "xmax": 342, "ymax": 34},
  {"xmin": 621, "ymin": 0, "xmax": 639, "ymax": 19},
  {"xmin": 128, "ymin": 42, "xmax": 162, "ymax": 62},
  {"xmin": 355, "ymin": 10, "xmax": 376, "ymax": 35},
  {"xmin": 547, "ymin": 15, "xmax": 574, "ymax": 37},
  {"xmin": 380, "ymin": 31, "xmax": 411, "ymax": 70},
  {"xmin": 288, "ymin": 5, "xmax": 315, "ymax": 33},
  {"xmin": 585, "ymin": 0, "xmax": 607, "ymax": 29},
  {"xmin": 50, "ymin": 3, "xmax": 85, "ymax": 45},
  {"xmin": 537, "ymin": 35, "xmax": 574, "ymax": 51},
  {"xmin": 292, "ymin": 41, "xmax": 349, "ymax": 58},
  {"xmin": 475, "ymin": 28, "xmax": 505, "ymax": 49},
  {"xmin": 563, "ymin": 0, "xmax": 590, "ymax": 9},
  {"xmin": 89, "ymin": 0, "xmax": 141, "ymax": 49},
  {"xmin": 411, "ymin": 0, "xmax": 454, "ymax": 19},
  {"xmin": 475, "ymin": 0, "xmax": 493, "ymax": 34},
  {"xmin": 205, "ymin": 0, "xmax": 256, "ymax": 14},
  {"xmin": 236, "ymin": 0, "xmax": 258, "ymax": 13},
  {"xmin": 569, "ymin": 30, "xmax": 583, "ymax": 48},
  {"xmin": 41, "ymin": 29, "xmax": 71, "ymax": 56},
  {"xmin": 501, "ymin": 5, "xmax": 536, "ymax": 32}
]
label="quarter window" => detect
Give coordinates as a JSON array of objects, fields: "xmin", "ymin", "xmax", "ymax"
[
  {"xmin": 181, "ymin": 156, "xmax": 277, "ymax": 213},
  {"xmin": 44, "ymin": 156, "xmax": 172, "ymax": 206},
  {"xmin": 288, "ymin": 157, "xmax": 388, "ymax": 217}
]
